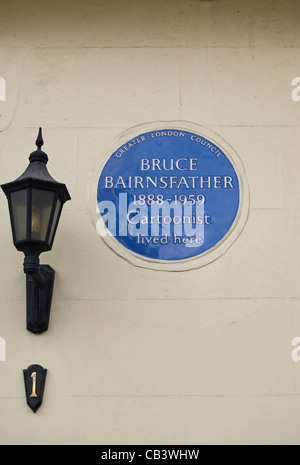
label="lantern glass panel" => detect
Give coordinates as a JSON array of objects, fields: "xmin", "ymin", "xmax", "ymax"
[
  {"xmin": 31, "ymin": 188, "xmax": 55, "ymax": 241},
  {"xmin": 49, "ymin": 198, "xmax": 62, "ymax": 245},
  {"xmin": 10, "ymin": 189, "xmax": 28, "ymax": 242}
]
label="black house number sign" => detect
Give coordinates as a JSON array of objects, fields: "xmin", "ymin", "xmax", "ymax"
[{"xmin": 23, "ymin": 364, "xmax": 47, "ymax": 412}]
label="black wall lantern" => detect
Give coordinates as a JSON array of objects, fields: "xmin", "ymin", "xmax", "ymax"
[{"xmin": 1, "ymin": 128, "xmax": 71, "ymax": 333}]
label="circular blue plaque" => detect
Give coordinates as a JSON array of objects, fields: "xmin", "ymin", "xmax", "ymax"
[{"xmin": 96, "ymin": 123, "xmax": 248, "ymax": 270}]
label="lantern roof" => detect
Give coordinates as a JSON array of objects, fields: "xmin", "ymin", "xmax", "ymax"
[{"xmin": 1, "ymin": 128, "xmax": 71, "ymax": 204}]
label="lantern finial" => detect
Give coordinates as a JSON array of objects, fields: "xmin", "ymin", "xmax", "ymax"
[
  {"xmin": 29, "ymin": 127, "xmax": 48, "ymax": 164},
  {"xmin": 36, "ymin": 127, "xmax": 44, "ymax": 151}
]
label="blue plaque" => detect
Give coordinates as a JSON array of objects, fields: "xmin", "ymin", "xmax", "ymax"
[{"xmin": 96, "ymin": 125, "xmax": 248, "ymax": 268}]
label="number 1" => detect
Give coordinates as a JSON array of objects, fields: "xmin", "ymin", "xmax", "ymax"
[{"xmin": 30, "ymin": 372, "xmax": 38, "ymax": 398}]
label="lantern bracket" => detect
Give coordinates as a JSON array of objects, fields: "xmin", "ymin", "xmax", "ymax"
[{"xmin": 25, "ymin": 261, "xmax": 55, "ymax": 334}]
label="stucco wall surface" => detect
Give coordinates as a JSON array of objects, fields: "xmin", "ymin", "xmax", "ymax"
[{"xmin": 0, "ymin": 0, "xmax": 300, "ymax": 445}]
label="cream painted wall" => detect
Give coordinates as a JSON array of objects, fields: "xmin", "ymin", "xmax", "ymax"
[{"xmin": 0, "ymin": 0, "xmax": 300, "ymax": 445}]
